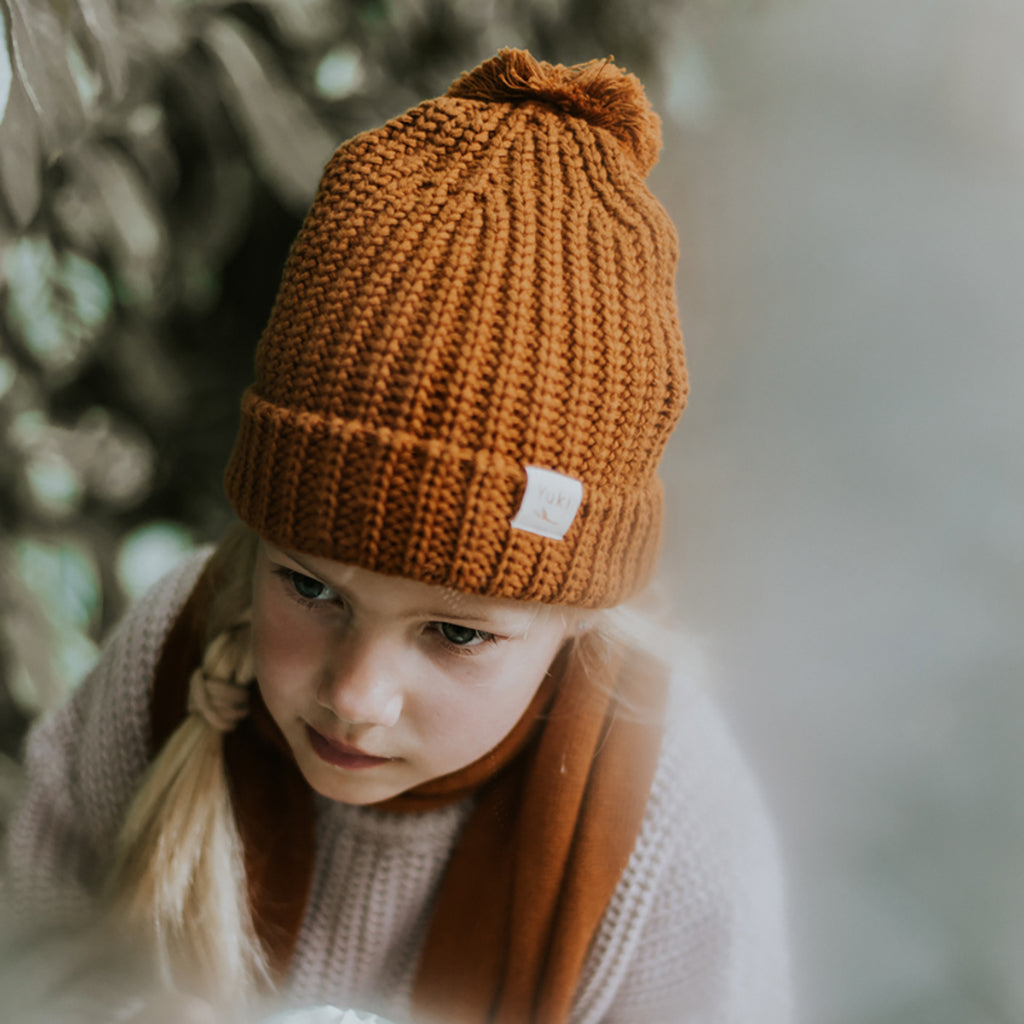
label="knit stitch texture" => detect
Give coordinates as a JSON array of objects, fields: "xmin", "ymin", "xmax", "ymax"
[{"xmin": 224, "ymin": 50, "xmax": 688, "ymax": 608}]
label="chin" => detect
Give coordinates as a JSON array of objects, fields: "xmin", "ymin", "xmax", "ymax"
[{"xmin": 299, "ymin": 760, "xmax": 408, "ymax": 806}]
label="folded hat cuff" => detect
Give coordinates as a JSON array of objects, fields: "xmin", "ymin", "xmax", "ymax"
[{"xmin": 224, "ymin": 389, "xmax": 663, "ymax": 608}]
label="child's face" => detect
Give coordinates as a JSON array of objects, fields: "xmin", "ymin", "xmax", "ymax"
[{"xmin": 250, "ymin": 540, "xmax": 576, "ymax": 805}]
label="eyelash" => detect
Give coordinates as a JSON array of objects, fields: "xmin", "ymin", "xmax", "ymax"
[
  {"xmin": 272, "ymin": 566, "xmax": 339, "ymax": 608},
  {"xmin": 428, "ymin": 622, "xmax": 499, "ymax": 655},
  {"xmin": 270, "ymin": 566, "xmax": 500, "ymax": 654}
]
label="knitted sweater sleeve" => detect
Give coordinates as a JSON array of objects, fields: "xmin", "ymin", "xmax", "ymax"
[
  {"xmin": 571, "ymin": 670, "xmax": 792, "ymax": 1024},
  {"xmin": 3, "ymin": 552, "xmax": 209, "ymax": 925}
]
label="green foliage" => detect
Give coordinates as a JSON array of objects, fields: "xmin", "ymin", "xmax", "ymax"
[{"xmin": 0, "ymin": 0, "xmax": 676, "ymax": 750}]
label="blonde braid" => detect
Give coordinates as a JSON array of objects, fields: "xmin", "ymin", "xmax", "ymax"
[
  {"xmin": 187, "ymin": 612, "xmax": 255, "ymax": 733},
  {"xmin": 105, "ymin": 525, "xmax": 269, "ymax": 1007}
]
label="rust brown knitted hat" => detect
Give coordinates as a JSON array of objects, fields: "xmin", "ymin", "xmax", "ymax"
[{"xmin": 224, "ymin": 48, "xmax": 687, "ymax": 608}]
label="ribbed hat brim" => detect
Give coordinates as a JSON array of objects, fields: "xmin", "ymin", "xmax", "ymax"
[{"xmin": 225, "ymin": 388, "xmax": 663, "ymax": 607}]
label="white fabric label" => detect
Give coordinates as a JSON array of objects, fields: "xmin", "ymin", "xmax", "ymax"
[{"xmin": 509, "ymin": 465, "xmax": 584, "ymax": 540}]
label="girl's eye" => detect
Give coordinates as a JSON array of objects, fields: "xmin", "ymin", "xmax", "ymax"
[
  {"xmin": 433, "ymin": 622, "xmax": 494, "ymax": 648},
  {"xmin": 292, "ymin": 573, "xmax": 330, "ymax": 601},
  {"xmin": 274, "ymin": 567, "xmax": 337, "ymax": 604}
]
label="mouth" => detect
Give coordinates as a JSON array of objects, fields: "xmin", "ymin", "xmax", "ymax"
[{"xmin": 304, "ymin": 724, "xmax": 396, "ymax": 770}]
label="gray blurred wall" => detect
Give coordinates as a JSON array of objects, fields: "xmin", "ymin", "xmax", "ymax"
[{"xmin": 655, "ymin": 1, "xmax": 1024, "ymax": 1022}]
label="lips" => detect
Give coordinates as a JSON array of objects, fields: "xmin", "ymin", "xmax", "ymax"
[{"xmin": 305, "ymin": 724, "xmax": 395, "ymax": 770}]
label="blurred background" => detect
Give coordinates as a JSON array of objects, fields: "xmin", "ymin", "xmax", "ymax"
[{"xmin": 1, "ymin": 1, "xmax": 1021, "ymax": 1022}]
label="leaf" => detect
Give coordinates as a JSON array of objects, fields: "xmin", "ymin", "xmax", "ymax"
[
  {"xmin": 108, "ymin": 326, "xmax": 188, "ymax": 426},
  {"xmin": 74, "ymin": 0, "xmax": 128, "ymax": 101},
  {"xmin": 175, "ymin": 155, "xmax": 255, "ymax": 272},
  {"xmin": 115, "ymin": 0, "xmax": 191, "ymax": 63},
  {"xmin": 1, "ymin": 235, "xmax": 108, "ymax": 372},
  {"xmin": 67, "ymin": 143, "xmax": 167, "ymax": 306},
  {"xmin": 202, "ymin": 15, "xmax": 336, "ymax": 210},
  {"xmin": 71, "ymin": 406, "xmax": 155, "ymax": 508},
  {"xmin": 5, "ymin": 0, "xmax": 87, "ymax": 156},
  {"xmin": 1, "ymin": 558, "xmax": 69, "ymax": 714},
  {"xmin": 6, "ymin": 537, "xmax": 101, "ymax": 709},
  {"xmin": 60, "ymin": 249, "xmax": 114, "ymax": 330},
  {"xmin": 247, "ymin": 0, "xmax": 348, "ymax": 49},
  {"xmin": 0, "ymin": 2, "xmax": 12, "ymax": 126},
  {"xmin": 0, "ymin": 68, "xmax": 42, "ymax": 228}
]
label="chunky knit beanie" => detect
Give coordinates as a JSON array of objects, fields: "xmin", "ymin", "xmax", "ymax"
[{"xmin": 224, "ymin": 48, "xmax": 687, "ymax": 608}]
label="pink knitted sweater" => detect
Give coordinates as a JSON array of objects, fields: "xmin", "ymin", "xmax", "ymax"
[{"xmin": 4, "ymin": 553, "xmax": 791, "ymax": 1023}]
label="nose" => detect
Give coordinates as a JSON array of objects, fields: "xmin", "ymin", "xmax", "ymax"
[{"xmin": 315, "ymin": 630, "xmax": 404, "ymax": 728}]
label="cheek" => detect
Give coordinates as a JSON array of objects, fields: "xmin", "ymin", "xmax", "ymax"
[
  {"xmin": 423, "ymin": 633, "xmax": 567, "ymax": 752},
  {"xmin": 251, "ymin": 587, "xmax": 320, "ymax": 695},
  {"xmin": 414, "ymin": 688, "xmax": 517, "ymax": 767}
]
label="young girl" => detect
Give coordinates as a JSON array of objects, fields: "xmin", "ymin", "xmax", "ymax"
[{"xmin": 4, "ymin": 49, "xmax": 790, "ymax": 1024}]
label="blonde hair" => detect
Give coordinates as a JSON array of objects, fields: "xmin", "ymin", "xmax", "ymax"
[{"xmin": 104, "ymin": 523, "xmax": 267, "ymax": 1006}]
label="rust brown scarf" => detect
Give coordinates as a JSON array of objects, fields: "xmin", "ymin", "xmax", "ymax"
[{"xmin": 150, "ymin": 567, "xmax": 667, "ymax": 1024}]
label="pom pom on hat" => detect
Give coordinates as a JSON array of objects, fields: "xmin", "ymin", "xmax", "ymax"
[{"xmin": 446, "ymin": 48, "xmax": 662, "ymax": 174}]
